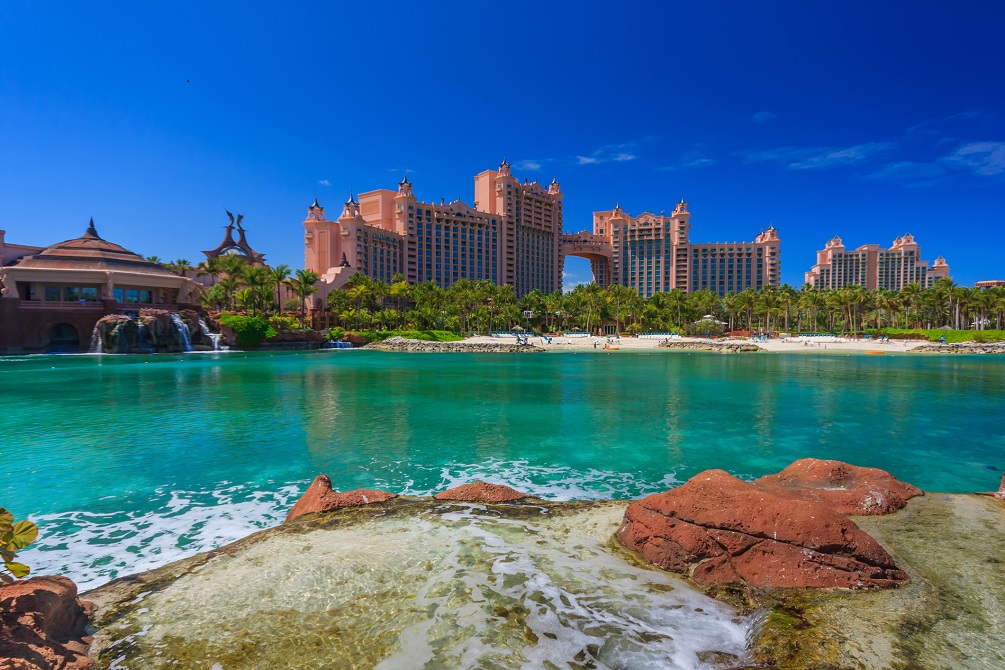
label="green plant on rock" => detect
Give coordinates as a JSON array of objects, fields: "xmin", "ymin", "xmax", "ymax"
[{"xmin": 1, "ymin": 506, "xmax": 38, "ymax": 583}]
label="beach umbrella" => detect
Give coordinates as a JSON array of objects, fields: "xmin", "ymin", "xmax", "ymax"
[{"xmin": 513, "ymin": 325, "xmax": 525, "ymax": 331}]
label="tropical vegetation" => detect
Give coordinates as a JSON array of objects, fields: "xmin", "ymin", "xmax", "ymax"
[{"xmin": 1, "ymin": 506, "xmax": 38, "ymax": 583}]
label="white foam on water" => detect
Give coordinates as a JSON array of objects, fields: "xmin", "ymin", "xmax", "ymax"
[
  {"xmin": 20, "ymin": 482, "xmax": 303, "ymax": 591},
  {"xmin": 99, "ymin": 505, "xmax": 753, "ymax": 669},
  {"xmin": 376, "ymin": 458, "xmax": 680, "ymax": 501}
]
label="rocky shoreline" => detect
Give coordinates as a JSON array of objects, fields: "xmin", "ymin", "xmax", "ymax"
[
  {"xmin": 364, "ymin": 335, "xmax": 544, "ymax": 353},
  {"xmin": 911, "ymin": 341, "xmax": 1005, "ymax": 354},
  {"xmin": 657, "ymin": 339, "xmax": 765, "ymax": 353},
  {"xmin": 4, "ymin": 460, "xmax": 1003, "ymax": 669}
]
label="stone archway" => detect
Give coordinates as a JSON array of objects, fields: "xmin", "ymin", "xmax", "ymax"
[
  {"xmin": 49, "ymin": 323, "xmax": 81, "ymax": 353},
  {"xmin": 559, "ymin": 233, "xmax": 613, "ymax": 289}
]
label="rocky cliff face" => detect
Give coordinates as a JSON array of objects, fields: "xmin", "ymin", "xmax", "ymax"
[{"xmin": 90, "ymin": 310, "xmax": 217, "ymax": 354}]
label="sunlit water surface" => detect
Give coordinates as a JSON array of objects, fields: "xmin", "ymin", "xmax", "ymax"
[{"xmin": 2, "ymin": 349, "xmax": 1003, "ymax": 590}]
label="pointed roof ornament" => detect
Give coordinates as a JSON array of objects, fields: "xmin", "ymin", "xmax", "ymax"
[
  {"xmin": 84, "ymin": 217, "xmax": 101, "ymax": 239},
  {"xmin": 311, "ymin": 196, "xmax": 321, "ymax": 208},
  {"xmin": 339, "ymin": 252, "xmax": 351, "ymax": 268},
  {"xmin": 399, "ymin": 172, "xmax": 410, "ymax": 185},
  {"xmin": 551, "ymin": 176, "xmax": 558, "ymax": 184},
  {"xmin": 345, "ymin": 190, "xmax": 357, "ymax": 206},
  {"xmin": 501, "ymin": 155, "xmax": 509, "ymax": 167}
]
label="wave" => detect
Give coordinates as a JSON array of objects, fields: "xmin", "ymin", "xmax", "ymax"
[{"xmin": 20, "ymin": 462, "xmax": 678, "ymax": 591}]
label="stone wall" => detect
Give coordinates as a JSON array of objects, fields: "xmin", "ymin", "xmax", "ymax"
[
  {"xmin": 365, "ymin": 336, "xmax": 544, "ymax": 353},
  {"xmin": 657, "ymin": 340, "xmax": 764, "ymax": 353}
]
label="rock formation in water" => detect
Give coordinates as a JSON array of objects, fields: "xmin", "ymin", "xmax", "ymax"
[
  {"xmin": 911, "ymin": 342, "xmax": 1005, "ymax": 354},
  {"xmin": 90, "ymin": 309, "xmax": 220, "ymax": 354},
  {"xmin": 366, "ymin": 336, "xmax": 544, "ymax": 353},
  {"xmin": 434, "ymin": 481, "xmax": 528, "ymax": 502},
  {"xmin": 753, "ymin": 458, "xmax": 923, "ymax": 515},
  {"xmin": 285, "ymin": 475, "xmax": 397, "ymax": 522},
  {"xmin": 617, "ymin": 469, "xmax": 908, "ymax": 589},
  {"xmin": 657, "ymin": 340, "xmax": 764, "ymax": 353},
  {"xmin": 0, "ymin": 576, "xmax": 93, "ymax": 670}
]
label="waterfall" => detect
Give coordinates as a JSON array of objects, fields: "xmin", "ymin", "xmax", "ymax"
[
  {"xmin": 170, "ymin": 313, "xmax": 192, "ymax": 352},
  {"xmin": 199, "ymin": 317, "xmax": 226, "ymax": 351},
  {"xmin": 89, "ymin": 325, "xmax": 102, "ymax": 353}
]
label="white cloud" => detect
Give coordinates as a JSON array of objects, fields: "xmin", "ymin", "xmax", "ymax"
[
  {"xmin": 739, "ymin": 142, "xmax": 894, "ymax": 170},
  {"xmin": 318, "ymin": 179, "xmax": 330, "ymax": 186},
  {"xmin": 513, "ymin": 159, "xmax": 542, "ymax": 171},
  {"xmin": 575, "ymin": 138, "xmax": 655, "ymax": 166},
  {"xmin": 944, "ymin": 141, "xmax": 1005, "ymax": 176},
  {"xmin": 752, "ymin": 111, "xmax": 776, "ymax": 124}
]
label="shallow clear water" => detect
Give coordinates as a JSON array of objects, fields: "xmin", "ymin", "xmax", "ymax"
[
  {"xmin": 3, "ymin": 349, "xmax": 1003, "ymax": 589},
  {"xmin": 90, "ymin": 504, "xmax": 753, "ymax": 670}
]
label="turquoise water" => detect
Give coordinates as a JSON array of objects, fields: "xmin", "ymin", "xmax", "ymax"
[{"xmin": 2, "ymin": 349, "xmax": 1003, "ymax": 589}]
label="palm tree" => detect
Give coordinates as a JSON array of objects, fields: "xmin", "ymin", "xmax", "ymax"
[
  {"xmin": 269, "ymin": 264, "xmax": 292, "ymax": 314},
  {"xmin": 243, "ymin": 266, "xmax": 272, "ymax": 316},
  {"xmin": 197, "ymin": 257, "xmax": 224, "ymax": 286},
  {"xmin": 285, "ymin": 269, "xmax": 320, "ymax": 328},
  {"xmin": 168, "ymin": 259, "xmax": 193, "ymax": 277}
]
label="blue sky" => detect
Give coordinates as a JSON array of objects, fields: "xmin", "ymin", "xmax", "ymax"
[{"xmin": 1, "ymin": 2, "xmax": 1003, "ymax": 288}]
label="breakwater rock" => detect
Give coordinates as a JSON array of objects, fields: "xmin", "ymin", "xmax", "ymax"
[
  {"xmin": 0, "ymin": 575, "xmax": 93, "ymax": 670},
  {"xmin": 657, "ymin": 340, "xmax": 764, "ymax": 353},
  {"xmin": 285, "ymin": 475, "xmax": 396, "ymax": 522},
  {"xmin": 365, "ymin": 336, "xmax": 544, "ymax": 353},
  {"xmin": 434, "ymin": 481, "xmax": 528, "ymax": 502},
  {"xmin": 911, "ymin": 342, "xmax": 1005, "ymax": 354},
  {"xmin": 617, "ymin": 469, "xmax": 908, "ymax": 589},
  {"xmin": 753, "ymin": 458, "xmax": 923, "ymax": 515}
]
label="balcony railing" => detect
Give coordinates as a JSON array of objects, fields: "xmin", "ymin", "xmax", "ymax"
[{"xmin": 19, "ymin": 300, "xmax": 104, "ymax": 309}]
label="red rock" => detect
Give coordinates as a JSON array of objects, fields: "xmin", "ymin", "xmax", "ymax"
[
  {"xmin": 617, "ymin": 469, "xmax": 908, "ymax": 589},
  {"xmin": 753, "ymin": 458, "xmax": 923, "ymax": 515},
  {"xmin": 0, "ymin": 576, "xmax": 93, "ymax": 670},
  {"xmin": 342, "ymin": 332, "xmax": 366, "ymax": 346},
  {"xmin": 285, "ymin": 475, "xmax": 397, "ymax": 522},
  {"xmin": 433, "ymin": 481, "xmax": 527, "ymax": 502}
]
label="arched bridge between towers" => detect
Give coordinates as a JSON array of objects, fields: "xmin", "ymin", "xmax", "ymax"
[{"xmin": 559, "ymin": 232, "xmax": 612, "ymax": 289}]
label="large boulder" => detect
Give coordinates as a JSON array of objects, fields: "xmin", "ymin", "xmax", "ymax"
[
  {"xmin": 753, "ymin": 458, "xmax": 923, "ymax": 515},
  {"xmin": 342, "ymin": 332, "xmax": 367, "ymax": 346},
  {"xmin": 0, "ymin": 576, "xmax": 93, "ymax": 669},
  {"xmin": 434, "ymin": 481, "xmax": 527, "ymax": 503},
  {"xmin": 285, "ymin": 475, "xmax": 396, "ymax": 523},
  {"xmin": 617, "ymin": 469, "xmax": 908, "ymax": 589}
]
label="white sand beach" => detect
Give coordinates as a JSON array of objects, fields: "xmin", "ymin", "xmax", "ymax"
[{"xmin": 463, "ymin": 334, "xmax": 928, "ymax": 353}]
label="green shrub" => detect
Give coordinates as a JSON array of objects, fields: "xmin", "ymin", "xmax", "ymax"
[
  {"xmin": 219, "ymin": 313, "xmax": 278, "ymax": 346},
  {"xmin": 267, "ymin": 314, "xmax": 301, "ymax": 332},
  {"xmin": 867, "ymin": 328, "xmax": 1005, "ymax": 343},
  {"xmin": 325, "ymin": 328, "xmax": 346, "ymax": 341},
  {"xmin": 1, "ymin": 507, "xmax": 38, "ymax": 584}
]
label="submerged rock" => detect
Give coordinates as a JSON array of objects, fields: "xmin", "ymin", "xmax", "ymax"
[
  {"xmin": 434, "ymin": 481, "xmax": 528, "ymax": 502},
  {"xmin": 617, "ymin": 469, "xmax": 908, "ymax": 589},
  {"xmin": 284, "ymin": 475, "xmax": 397, "ymax": 522},
  {"xmin": 754, "ymin": 458, "xmax": 923, "ymax": 515},
  {"xmin": 0, "ymin": 575, "xmax": 93, "ymax": 670}
]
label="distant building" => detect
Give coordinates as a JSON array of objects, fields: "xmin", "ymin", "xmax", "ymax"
[
  {"xmin": 0, "ymin": 219, "xmax": 201, "ymax": 354},
  {"xmin": 203, "ymin": 211, "xmax": 266, "ymax": 266},
  {"xmin": 975, "ymin": 280, "xmax": 1005, "ymax": 289},
  {"xmin": 561, "ymin": 200, "xmax": 781, "ymax": 298},
  {"xmin": 805, "ymin": 234, "xmax": 949, "ymax": 291},
  {"xmin": 303, "ymin": 159, "xmax": 563, "ymax": 297}
]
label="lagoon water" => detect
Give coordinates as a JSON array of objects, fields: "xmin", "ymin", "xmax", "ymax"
[{"xmin": 3, "ymin": 349, "xmax": 1004, "ymax": 590}]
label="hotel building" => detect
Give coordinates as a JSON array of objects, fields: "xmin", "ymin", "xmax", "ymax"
[
  {"xmin": 804, "ymin": 234, "xmax": 949, "ymax": 291},
  {"xmin": 304, "ymin": 160, "xmax": 563, "ymax": 296},
  {"xmin": 580, "ymin": 200, "xmax": 781, "ymax": 297}
]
